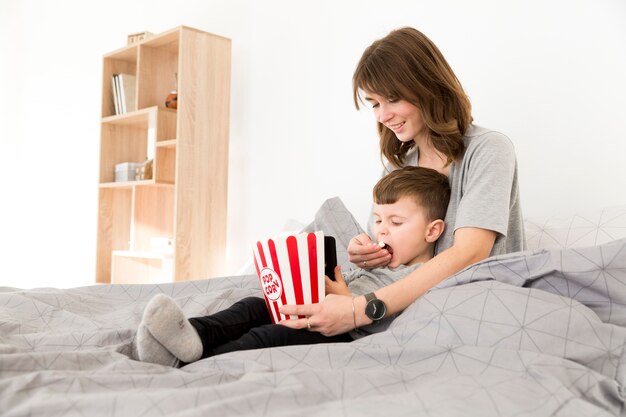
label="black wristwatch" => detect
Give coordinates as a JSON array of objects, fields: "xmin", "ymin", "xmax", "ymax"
[{"xmin": 364, "ymin": 292, "xmax": 387, "ymax": 321}]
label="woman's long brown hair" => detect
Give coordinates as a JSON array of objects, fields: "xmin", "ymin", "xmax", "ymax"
[{"xmin": 353, "ymin": 27, "xmax": 473, "ymax": 168}]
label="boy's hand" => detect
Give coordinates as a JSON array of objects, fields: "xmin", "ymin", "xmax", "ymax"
[{"xmin": 325, "ymin": 266, "xmax": 351, "ymax": 296}]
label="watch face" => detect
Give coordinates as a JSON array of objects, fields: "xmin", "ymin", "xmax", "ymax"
[{"xmin": 365, "ymin": 299, "xmax": 386, "ymax": 321}]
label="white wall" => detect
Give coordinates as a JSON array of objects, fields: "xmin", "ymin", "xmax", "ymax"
[{"xmin": 1, "ymin": 0, "xmax": 625, "ymax": 288}]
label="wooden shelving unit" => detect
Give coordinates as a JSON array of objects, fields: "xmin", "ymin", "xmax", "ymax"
[{"xmin": 95, "ymin": 26, "xmax": 231, "ymax": 284}]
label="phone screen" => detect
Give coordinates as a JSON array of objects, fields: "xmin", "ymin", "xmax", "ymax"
[{"xmin": 324, "ymin": 236, "xmax": 338, "ymax": 280}]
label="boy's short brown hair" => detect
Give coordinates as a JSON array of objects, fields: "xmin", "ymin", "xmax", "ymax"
[{"xmin": 373, "ymin": 166, "xmax": 451, "ymax": 222}]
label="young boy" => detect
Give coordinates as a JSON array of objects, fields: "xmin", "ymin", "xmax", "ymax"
[{"xmin": 136, "ymin": 166, "xmax": 451, "ymax": 366}]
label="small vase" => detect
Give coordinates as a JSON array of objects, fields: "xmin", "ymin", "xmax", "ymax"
[{"xmin": 165, "ymin": 90, "xmax": 177, "ymax": 109}]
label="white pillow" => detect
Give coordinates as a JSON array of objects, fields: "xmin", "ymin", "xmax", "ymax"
[{"xmin": 524, "ymin": 205, "xmax": 626, "ymax": 250}]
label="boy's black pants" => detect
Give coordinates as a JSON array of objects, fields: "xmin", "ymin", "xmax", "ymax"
[{"xmin": 188, "ymin": 296, "xmax": 353, "ymax": 360}]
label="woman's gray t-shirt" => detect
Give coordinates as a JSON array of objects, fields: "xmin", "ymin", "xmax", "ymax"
[{"xmin": 437, "ymin": 125, "xmax": 525, "ymax": 255}]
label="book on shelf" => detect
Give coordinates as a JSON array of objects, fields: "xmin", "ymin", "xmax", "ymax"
[
  {"xmin": 119, "ymin": 73, "xmax": 137, "ymax": 113},
  {"xmin": 111, "ymin": 75, "xmax": 120, "ymax": 115},
  {"xmin": 111, "ymin": 73, "xmax": 137, "ymax": 115}
]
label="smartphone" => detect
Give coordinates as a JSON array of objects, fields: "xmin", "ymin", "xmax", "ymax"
[{"xmin": 324, "ymin": 236, "xmax": 338, "ymax": 280}]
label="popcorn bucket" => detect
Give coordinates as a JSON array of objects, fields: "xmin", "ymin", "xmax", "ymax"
[{"xmin": 253, "ymin": 231, "xmax": 326, "ymax": 323}]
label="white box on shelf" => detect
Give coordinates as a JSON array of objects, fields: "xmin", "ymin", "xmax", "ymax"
[{"xmin": 115, "ymin": 162, "xmax": 143, "ymax": 182}]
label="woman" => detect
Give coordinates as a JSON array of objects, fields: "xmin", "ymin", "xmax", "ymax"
[{"xmin": 280, "ymin": 27, "xmax": 525, "ymax": 335}]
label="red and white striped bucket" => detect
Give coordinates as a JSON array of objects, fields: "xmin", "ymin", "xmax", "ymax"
[{"xmin": 252, "ymin": 231, "xmax": 326, "ymax": 323}]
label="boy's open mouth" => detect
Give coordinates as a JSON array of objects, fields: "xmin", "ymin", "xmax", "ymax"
[{"xmin": 379, "ymin": 241, "xmax": 394, "ymax": 255}]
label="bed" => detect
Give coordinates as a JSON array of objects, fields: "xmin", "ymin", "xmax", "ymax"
[{"xmin": 1, "ymin": 200, "xmax": 625, "ymax": 417}]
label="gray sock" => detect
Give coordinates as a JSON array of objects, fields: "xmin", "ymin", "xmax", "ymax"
[
  {"xmin": 141, "ymin": 294, "xmax": 203, "ymax": 363},
  {"xmin": 135, "ymin": 323, "xmax": 179, "ymax": 367}
]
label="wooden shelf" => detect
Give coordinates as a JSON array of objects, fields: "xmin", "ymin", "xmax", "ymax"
[
  {"xmin": 96, "ymin": 26, "xmax": 231, "ymax": 285},
  {"xmin": 98, "ymin": 105, "xmax": 177, "ymax": 184},
  {"xmin": 101, "ymin": 106, "xmax": 176, "ymax": 126},
  {"xmin": 99, "ymin": 180, "xmax": 174, "ymax": 189},
  {"xmin": 113, "ymin": 250, "xmax": 172, "ymax": 260},
  {"xmin": 104, "ymin": 45, "xmax": 138, "ymax": 62},
  {"xmin": 111, "ymin": 250, "xmax": 174, "ymax": 284},
  {"xmin": 156, "ymin": 139, "xmax": 177, "ymax": 148}
]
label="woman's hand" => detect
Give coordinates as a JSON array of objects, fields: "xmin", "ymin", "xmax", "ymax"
[
  {"xmin": 279, "ymin": 294, "xmax": 363, "ymax": 336},
  {"xmin": 325, "ymin": 266, "xmax": 351, "ymax": 296},
  {"xmin": 347, "ymin": 233, "xmax": 391, "ymax": 269}
]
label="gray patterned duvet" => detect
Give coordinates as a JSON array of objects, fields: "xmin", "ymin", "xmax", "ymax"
[{"xmin": 1, "ymin": 237, "xmax": 625, "ymax": 416}]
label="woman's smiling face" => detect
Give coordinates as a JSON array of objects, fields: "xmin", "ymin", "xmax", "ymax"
[{"xmin": 364, "ymin": 91, "xmax": 426, "ymax": 143}]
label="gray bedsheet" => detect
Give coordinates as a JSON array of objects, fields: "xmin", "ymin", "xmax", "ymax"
[
  {"xmin": 1, "ymin": 238, "xmax": 624, "ymax": 416},
  {"xmin": 1, "ymin": 197, "xmax": 625, "ymax": 416}
]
